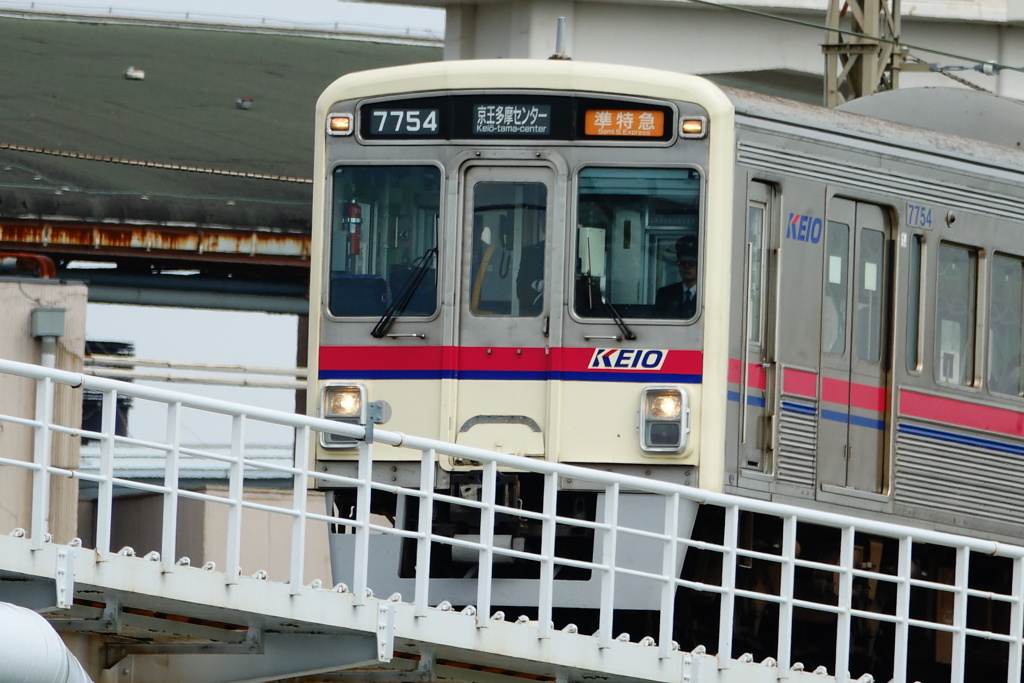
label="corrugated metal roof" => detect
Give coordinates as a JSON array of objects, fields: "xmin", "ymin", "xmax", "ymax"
[{"xmin": 0, "ymin": 16, "xmax": 440, "ymax": 232}]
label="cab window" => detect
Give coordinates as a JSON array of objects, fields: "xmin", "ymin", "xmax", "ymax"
[
  {"xmin": 574, "ymin": 167, "xmax": 701, "ymax": 320},
  {"xmin": 328, "ymin": 165, "xmax": 441, "ymax": 317}
]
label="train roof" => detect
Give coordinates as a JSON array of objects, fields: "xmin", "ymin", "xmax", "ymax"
[{"xmin": 724, "ymin": 84, "xmax": 1024, "ymax": 176}]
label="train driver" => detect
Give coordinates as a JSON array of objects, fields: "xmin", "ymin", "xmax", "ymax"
[{"xmin": 655, "ymin": 235, "xmax": 698, "ymax": 318}]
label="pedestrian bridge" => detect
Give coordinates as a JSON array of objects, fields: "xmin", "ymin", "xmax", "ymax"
[{"xmin": 0, "ymin": 358, "xmax": 1021, "ymax": 683}]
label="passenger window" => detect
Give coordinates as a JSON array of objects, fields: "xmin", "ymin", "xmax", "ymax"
[
  {"xmin": 822, "ymin": 221, "xmax": 849, "ymax": 355},
  {"xmin": 989, "ymin": 254, "xmax": 1024, "ymax": 396},
  {"xmin": 935, "ymin": 243, "xmax": 977, "ymax": 386},
  {"xmin": 574, "ymin": 167, "xmax": 701, "ymax": 320},
  {"xmin": 906, "ymin": 235, "xmax": 923, "ymax": 373}
]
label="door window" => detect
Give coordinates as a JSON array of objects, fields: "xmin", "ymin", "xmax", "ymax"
[
  {"xmin": 747, "ymin": 201, "xmax": 766, "ymax": 343},
  {"xmin": 906, "ymin": 234, "xmax": 924, "ymax": 373},
  {"xmin": 469, "ymin": 182, "xmax": 547, "ymax": 317},
  {"xmin": 855, "ymin": 229, "xmax": 885, "ymax": 363},
  {"xmin": 822, "ymin": 221, "xmax": 850, "ymax": 355}
]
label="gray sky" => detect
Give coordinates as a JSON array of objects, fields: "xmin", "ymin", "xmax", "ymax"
[{"xmin": 85, "ymin": 304, "xmax": 303, "ymax": 444}]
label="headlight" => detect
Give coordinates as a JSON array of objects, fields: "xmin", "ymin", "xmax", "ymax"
[
  {"xmin": 320, "ymin": 383, "xmax": 365, "ymax": 448},
  {"xmin": 639, "ymin": 385, "xmax": 689, "ymax": 453},
  {"xmin": 325, "ymin": 386, "xmax": 362, "ymax": 418},
  {"xmin": 648, "ymin": 393, "xmax": 682, "ymax": 420}
]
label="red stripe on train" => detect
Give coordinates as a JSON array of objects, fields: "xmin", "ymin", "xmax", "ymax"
[
  {"xmin": 821, "ymin": 377, "xmax": 886, "ymax": 412},
  {"xmin": 900, "ymin": 389, "xmax": 1024, "ymax": 437},
  {"xmin": 784, "ymin": 368, "xmax": 817, "ymax": 398},
  {"xmin": 727, "ymin": 359, "xmax": 766, "ymax": 390},
  {"xmin": 321, "ymin": 346, "xmax": 704, "ymax": 374}
]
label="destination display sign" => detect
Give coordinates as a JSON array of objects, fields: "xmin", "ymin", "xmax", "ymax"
[
  {"xmin": 584, "ymin": 109, "xmax": 665, "ymax": 137},
  {"xmin": 358, "ymin": 95, "xmax": 676, "ymax": 142},
  {"xmin": 473, "ymin": 104, "xmax": 552, "ymax": 136}
]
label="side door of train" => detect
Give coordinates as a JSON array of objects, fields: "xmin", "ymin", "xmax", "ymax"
[
  {"xmin": 450, "ymin": 155, "xmax": 566, "ymax": 458},
  {"xmin": 818, "ymin": 198, "xmax": 893, "ymax": 495},
  {"xmin": 738, "ymin": 181, "xmax": 777, "ymax": 472}
]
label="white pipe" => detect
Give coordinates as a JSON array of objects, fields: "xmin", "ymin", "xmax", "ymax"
[
  {"xmin": 39, "ymin": 336, "xmax": 57, "ymax": 370},
  {"xmin": 0, "ymin": 602, "xmax": 94, "ymax": 683}
]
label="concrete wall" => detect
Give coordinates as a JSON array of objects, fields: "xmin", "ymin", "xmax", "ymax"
[
  {"xmin": 432, "ymin": 0, "xmax": 1024, "ymax": 101},
  {"xmin": 0, "ymin": 278, "xmax": 87, "ymax": 543}
]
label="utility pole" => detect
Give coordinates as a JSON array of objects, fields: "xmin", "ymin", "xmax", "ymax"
[{"xmin": 823, "ymin": 0, "xmax": 903, "ymax": 107}]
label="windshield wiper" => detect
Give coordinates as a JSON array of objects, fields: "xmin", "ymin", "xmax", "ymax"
[
  {"xmin": 371, "ymin": 247, "xmax": 437, "ymax": 339},
  {"xmin": 579, "ymin": 274, "xmax": 636, "ymax": 341},
  {"xmin": 602, "ymin": 295, "xmax": 637, "ymax": 341}
]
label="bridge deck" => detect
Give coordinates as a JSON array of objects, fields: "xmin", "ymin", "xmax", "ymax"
[{"xmin": 0, "ymin": 358, "xmax": 1019, "ymax": 683}]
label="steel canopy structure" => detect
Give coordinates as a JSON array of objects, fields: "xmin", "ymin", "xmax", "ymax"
[{"xmin": 0, "ymin": 15, "xmax": 440, "ymax": 311}]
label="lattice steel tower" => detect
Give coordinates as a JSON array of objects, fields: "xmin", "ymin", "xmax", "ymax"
[{"xmin": 823, "ymin": 0, "xmax": 904, "ymax": 107}]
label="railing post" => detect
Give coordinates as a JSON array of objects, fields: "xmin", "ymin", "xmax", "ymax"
[
  {"xmin": 161, "ymin": 402, "xmax": 181, "ymax": 573},
  {"xmin": 658, "ymin": 493, "xmax": 680, "ymax": 659},
  {"xmin": 950, "ymin": 546, "xmax": 970, "ymax": 683},
  {"xmin": 892, "ymin": 535, "xmax": 912, "ymax": 683},
  {"xmin": 353, "ymin": 423, "xmax": 373, "ymax": 605},
  {"xmin": 776, "ymin": 515, "xmax": 797, "ymax": 671},
  {"xmin": 1008, "ymin": 555, "xmax": 1024, "ymax": 683},
  {"xmin": 598, "ymin": 482, "xmax": 619, "ymax": 649},
  {"xmin": 537, "ymin": 471, "xmax": 557, "ymax": 640},
  {"xmin": 225, "ymin": 414, "xmax": 245, "ymax": 585},
  {"xmin": 290, "ymin": 425, "xmax": 310, "ymax": 594},
  {"xmin": 836, "ymin": 526, "xmax": 855, "ymax": 683},
  {"xmin": 414, "ymin": 448, "xmax": 436, "ymax": 617},
  {"xmin": 477, "ymin": 460, "xmax": 497, "ymax": 626},
  {"xmin": 30, "ymin": 376, "xmax": 54, "ymax": 551},
  {"xmin": 95, "ymin": 388, "xmax": 117, "ymax": 557},
  {"xmin": 718, "ymin": 505, "xmax": 739, "ymax": 665}
]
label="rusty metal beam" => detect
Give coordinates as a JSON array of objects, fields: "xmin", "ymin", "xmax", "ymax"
[{"xmin": 0, "ymin": 218, "xmax": 311, "ymax": 268}]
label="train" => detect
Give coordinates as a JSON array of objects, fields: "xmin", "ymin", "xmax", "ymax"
[{"xmin": 305, "ymin": 58, "xmax": 1024, "ymax": 677}]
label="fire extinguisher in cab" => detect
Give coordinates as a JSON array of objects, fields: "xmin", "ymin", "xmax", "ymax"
[{"xmin": 344, "ymin": 200, "xmax": 362, "ymax": 255}]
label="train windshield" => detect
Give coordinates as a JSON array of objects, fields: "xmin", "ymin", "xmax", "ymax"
[
  {"xmin": 574, "ymin": 167, "xmax": 702, "ymax": 320},
  {"xmin": 327, "ymin": 166, "xmax": 441, "ymax": 317}
]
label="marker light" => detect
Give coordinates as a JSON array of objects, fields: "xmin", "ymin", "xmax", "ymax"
[
  {"xmin": 327, "ymin": 114, "xmax": 354, "ymax": 136},
  {"xmin": 639, "ymin": 385, "xmax": 690, "ymax": 453},
  {"xmin": 680, "ymin": 117, "xmax": 707, "ymax": 139},
  {"xmin": 321, "ymin": 383, "xmax": 365, "ymax": 448}
]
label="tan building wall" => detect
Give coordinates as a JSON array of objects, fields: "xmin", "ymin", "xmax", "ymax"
[
  {"xmin": 0, "ymin": 279, "xmax": 87, "ymax": 544},
  {"xmin": 81, "ymin": 486, "xmax": 333, "ymax": 586}
]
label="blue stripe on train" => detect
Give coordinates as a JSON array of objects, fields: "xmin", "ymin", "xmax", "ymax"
[
  {"xmin": 726, "ymin": 396, "xmax": 888, "ymax": 431},
  {"xmin": 320, "ymin": 370, "xmax": 703, "ymax": 383},
  {"xmin": 726, "ymin": 391, "xmax": 766, "ymax": 407},
  {"xmin": 898, "ymin": 422, "xmax": 1024, "ymax": 457}
]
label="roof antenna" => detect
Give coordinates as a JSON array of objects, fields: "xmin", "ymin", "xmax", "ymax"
[{"xmin": 549, "ymin": 16, "xmax": 570, "ymax": 60}]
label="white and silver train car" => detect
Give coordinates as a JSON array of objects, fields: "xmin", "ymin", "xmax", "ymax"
[{"xmin": 307, "ymin": 59, "xmax": 1024, "ymax": 677}]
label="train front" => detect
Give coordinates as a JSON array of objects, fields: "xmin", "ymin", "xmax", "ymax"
[{"xmin": 307, "ymin": 60, "xmax": 736, "ymax": 608}]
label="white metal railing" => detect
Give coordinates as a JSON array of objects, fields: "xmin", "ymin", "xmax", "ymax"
[
  {"xmin": 84, "ymin": 354, "xmax": 306, "ymax": 389},
  {"xmin": 2, "ymin": 357, "xmax": 1024, "ymax": 683}
]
